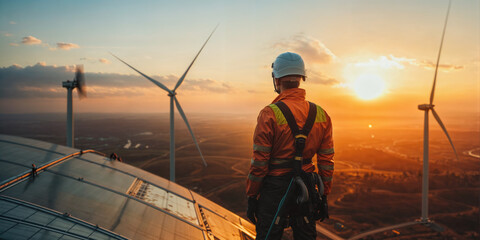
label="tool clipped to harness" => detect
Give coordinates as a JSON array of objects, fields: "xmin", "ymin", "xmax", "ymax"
[{"xmin": 294, "ymin": 175, "xmax": 309, "ymax": 204}]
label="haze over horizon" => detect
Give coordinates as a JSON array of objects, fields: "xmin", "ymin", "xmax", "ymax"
[{"xmin": 0, "ymin": 0, "xmax": 479, "ymax": 126}]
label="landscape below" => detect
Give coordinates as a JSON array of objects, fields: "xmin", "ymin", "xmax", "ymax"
[{"xmin": 0, "ymin": 113, "xmax": 478, "ymax": 239}]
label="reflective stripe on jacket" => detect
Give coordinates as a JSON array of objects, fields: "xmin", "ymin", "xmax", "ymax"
[{"xmin": 246, "ymin": 88, "xmax": 334, "ymax": 197}]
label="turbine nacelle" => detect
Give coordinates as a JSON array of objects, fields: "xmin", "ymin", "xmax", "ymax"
[
  {"xmin": 62, "ymin": 80, "xmax": 75, "ymax": 89},
  {"xmin": 418, "ymin": 104, "xmax": 434, "ymax": 111},
  {"xmin": 62, "ymin": 65, "xmax": 87, "ymax": 99}
]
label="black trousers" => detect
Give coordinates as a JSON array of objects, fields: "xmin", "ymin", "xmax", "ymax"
[{"xmin": 255, "ymin": 175, "xmax": 316, "ymax": 240}]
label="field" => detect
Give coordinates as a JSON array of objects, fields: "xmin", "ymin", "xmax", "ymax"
[{"xmin": 1, "ymin": 113, "xmax": 479, "ymax": 239}]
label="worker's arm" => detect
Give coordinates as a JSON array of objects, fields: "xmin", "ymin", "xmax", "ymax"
[
  {"xmin": 246, "ymin": 107, "xmax": 275, "ymax": 197},
  {"xmin": 317, "ymin": 113, "xmax": 334, "ymax": 195}
]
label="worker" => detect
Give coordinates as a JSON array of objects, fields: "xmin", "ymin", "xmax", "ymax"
[{"xmin": 246, "ymin": 52, "xmax": 334, "ymax": 240}]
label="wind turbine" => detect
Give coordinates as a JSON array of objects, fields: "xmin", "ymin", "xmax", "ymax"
[
  {"xmin": 350, "ymin": 1, "xmax": 457, "ymax": 239},
  {"xmin": 111, "ymin": 27, "xmax": 217, "ymax": 182},
  {"xmin": 62, "ymin": 65, "xmax": 87, "ymax": 148},
  {"xmin": 417, "ymin": 0, "xmax": 458, "ymax": 225}
]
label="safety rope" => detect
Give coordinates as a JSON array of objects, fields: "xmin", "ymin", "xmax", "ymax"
[{"xmin": 265, "ymin": 177, "xmax": 294, "ymax": 240}]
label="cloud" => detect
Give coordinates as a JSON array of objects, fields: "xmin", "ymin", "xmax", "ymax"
[
  {"xmin": 355, "ymin": 55, "xmax": 465, "ymax": 72},
  {"xmin": 355, "ymin": 56, "xmax": 405, "ymax": 69},
  {"xmin": 21, "ymin": 36, "xmax": 42, "ymax": 45},
  {"xmin": 4, "ymin": 33, "xmax": 12, "ymax": 37},
  {"xmin": 55, "ymin": 42, "xmax": 79, "ymax": 50},
  {"xmin": 274, "ymin": 34, "xmax": 336, "ymax": 64},
  {"xmin": 9, "ymin": 43, "xmax": 19, "ymax": 47},
  {"xmin": 9, "ymin": 21, "xmax": 16, "ymax": 25},
  {"xmin": 81, "ymin": 57, "xmax": 111, "ymax": 64},
  {"xmin": 99, "ymin": 58, "xmax": 110, "ymax": 64},
  {"xmin": 308, "ymin": 71, "xmax": 339, "ymax": 85},
  {"xmin": 411, "ymin": 60, "xmax": 465, "ymax": 71},
  {"xmin": 182, "ymin": 79, "xmax": 233, "ymax": 93},
  {"xmin": 0, "ymin": 63, "xmax": 233, "ymax": 99}
]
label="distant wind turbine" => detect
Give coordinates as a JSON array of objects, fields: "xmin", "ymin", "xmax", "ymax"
[
  {"xmin": 62, "ymin": 65, "xmax": 87, "ymax": 148},
  {"xmin": 111, "ymin": 26, "xmax": 217, "ymax": 182},
  {"xmin": 350, "ymin": 1, "xmax": 457, "ymax": 239}
]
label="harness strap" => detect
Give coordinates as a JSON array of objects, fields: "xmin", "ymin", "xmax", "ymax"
[
  {"xmin": 275, "ymin": 101, "xmax": 299, "ymax": 136},
  {"xmin": 274, "ymin": 101, "xmax": 317, "ymax": 158},
  {"xmin": 303, "ymin": 102, "xmax": 317, "ymax": 137},
  {"xmin": 269, "ymin": 158, "xmax": 312, "ymax": 170},
  {"xmin": 273, "ymin": 101, "xmax": 317, "ymax": 176}
]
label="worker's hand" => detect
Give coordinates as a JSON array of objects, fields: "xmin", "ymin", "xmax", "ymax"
[
  {"xmin": 319, "ymin": 195, "xmax": 329, "ymax": 222},
  {"xmin": 246, "ymin": 196, "xmax": 258, "ymax": 224}
]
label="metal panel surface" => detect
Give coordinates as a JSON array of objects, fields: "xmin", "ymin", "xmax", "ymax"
[
  {"xmin": 191, "ymin": 192, "xmax": 256, "ymax": 239},
  {"xmin": 29, "ymin": 230, "xmax": 63, "ymax": 240},
  {"xmin": 48, "ymin": 156, "xmax": 135, "ymax": 194},
  {"xmin": 200, "ymin": 206, "xmax": 243, "ymax": 240},
  {"xmin": 0, "ymin": 222, "xmax": 38, "ymax": 239},
  {"xmin": 0, "ymin": 135, "xmax": 76, "ymax": 155},
  {"xmin": 127, "ymin": 178, "xmax": 199, "ymax": 226},
  {"xmin": 0, "ymin": 197, "xmax": 123, "ymax": 240},
  {"xmin": 1, "ymin": 171, "xmax": 204, "ymax": 240},
  {"xmin": 0, "ymin": 141, "xmax": 65, "ymax": 183},
  {"xmin": 0, "ymin": 135, "xmax": 257, "ymax": 240}
]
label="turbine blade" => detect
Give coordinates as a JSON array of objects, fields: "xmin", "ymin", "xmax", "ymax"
[
  {"xmin": 173, "ymin": 96, "xmax": 208, "ymax": 167},
  {"xmin": 431, "ymin": 108, "xmax": 458, "ymax": 160},
  {"xmin": 430, "ymin": 0, "xmax": 452, "ymax": 105},
  {"xmin": 173, "ymin": 24, "xmax": 219, "ymax": 92},
  {"xmin": 110, "ymin": 52, "xmax": 172, "ymax": 94},
  {"xmin": 75, "ymin": 65, "xmax": 87, "ymax": 99}
]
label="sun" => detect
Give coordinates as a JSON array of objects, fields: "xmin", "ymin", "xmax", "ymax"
[{"xmin": 352, "ymin": 74, "xmax": 386, "ymax": 100}]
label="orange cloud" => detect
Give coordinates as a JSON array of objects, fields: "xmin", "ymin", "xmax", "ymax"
[
  {"xmin": 355, "ymin": 55, "xmax": 465, "ymax": 72},
  {"xmin": 274, "ymin": 34, "xmax": 336, "ymax": 64},
  {"xmin": 99, "ymin": 58, "xmax": 110, "ymax": 64},
  {"xmin": 355, "ymin": 56, "xmax": 405, "ymax": 69},
  {"xmin": 412, "ymin": 60, "xmax": 465, "ymax": 71},
  {"xmin": 308, "ymin": 70, "xmax": 338, "ymax": 85},
  {"xmin": 21, "ymin": 36, "xmax": 42, "ymax": 45},
  {"xmin": 56, "ymin": 42, "xmax": 79, "ymax": 50}
]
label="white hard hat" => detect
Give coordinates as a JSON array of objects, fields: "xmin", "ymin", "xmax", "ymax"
[{"xmin": 272, "ymin": 52, "xmax": 306, "ymax": 78}]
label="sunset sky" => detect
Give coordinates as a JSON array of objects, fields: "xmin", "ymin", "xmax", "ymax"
[{"xmin": 0, "ymin": 0, "xmax": 479, "ymax": 128}]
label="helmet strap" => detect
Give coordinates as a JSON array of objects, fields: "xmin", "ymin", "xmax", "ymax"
[{"xmin": 272, "ymin": 73, "xmax": 280, "ymax": 94}]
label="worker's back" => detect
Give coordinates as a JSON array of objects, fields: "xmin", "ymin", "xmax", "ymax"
[{"xmin": 246, "ymin": 52, "xmax": 334, "ymax": 240}]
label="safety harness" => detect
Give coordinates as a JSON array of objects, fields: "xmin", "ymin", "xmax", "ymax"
[{"xmin": 273, "ymin": 101, "xmax": 317, "ymax": 175}]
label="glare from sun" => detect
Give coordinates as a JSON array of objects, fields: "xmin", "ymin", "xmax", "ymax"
[{"xmin": 352, "ymin": 74, "xmax": 386, "ymax": 100}]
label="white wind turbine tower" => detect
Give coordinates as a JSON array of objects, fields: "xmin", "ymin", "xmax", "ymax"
[
  {"xmin": 349, "ymin": 1, "xmax": 457, "ymax": 239},
  {"xmin": 62, "ymin": 65, "xmax": 87, "ymax": 148},
  {"xmin": 111, "ymin": 27, "xmax": 217, "ymax": 182}
]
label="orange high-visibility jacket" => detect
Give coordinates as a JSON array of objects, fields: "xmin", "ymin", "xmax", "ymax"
[{"xmin": 246, "ymin": 88, "xmax": 334, "ymax": 197}]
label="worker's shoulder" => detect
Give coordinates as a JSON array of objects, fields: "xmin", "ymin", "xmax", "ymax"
[
  {"xmin": 307, "ymin": 101, "xmax": 332, "ymax": 123},
  {"xmin": 256, "ymin": 104, "xmax": 275, "ymax": 119}
]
